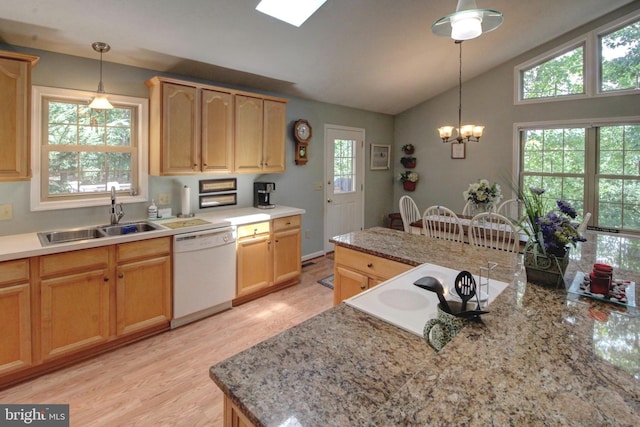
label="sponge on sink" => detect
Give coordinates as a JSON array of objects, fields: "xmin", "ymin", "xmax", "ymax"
[{"xmin": 121, "ymin": 224, "xmax": 138, "ymax": 234}]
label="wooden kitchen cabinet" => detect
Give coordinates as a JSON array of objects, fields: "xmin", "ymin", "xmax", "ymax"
[
  {"xmin": 0, "ymin": 259, "xmax": 32, "ymax": 375},
  {"xmin": 39, "ymin": 247, "xmax": 111, "ymax": 361},
  {"xmin": 147, "ymin": 78, "xmax": 234, "ymax": 175},
  {"xmin": 235, "ymin": 96, "xmax": 286, "ymax": 174},
  {"xmin": 147, "ymin": 76, "xmax": 287, "ymax": 175},
  {"xmin": 333, "ymin": 246, "xmax": 411, "ymax": 305},
  {"xmin": 0, "ymin": 50, "xmax": 39, "ymax": 181},
  {"xmin": 235, "ymin": 215, "xmax": 302, "ymax": 305},
  {"xmin": 116, "ymin": 238, "xmax": 172, "ymax": 336}
]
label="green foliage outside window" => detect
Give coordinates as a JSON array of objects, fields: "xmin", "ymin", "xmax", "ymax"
[
  {"xmin": 522, "ymin": 47, "xmax": 584, "ymax": 99},
  {"xmin": 600, "ymin": 19, "xmax": 640, "ymax": 92}
]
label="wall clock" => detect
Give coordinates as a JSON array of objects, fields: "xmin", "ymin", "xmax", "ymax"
[{"xmin": 293, "ymin": 119, "xmax": 312, "ymax": 165}]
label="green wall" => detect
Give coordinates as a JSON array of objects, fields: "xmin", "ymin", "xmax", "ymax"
[{"xmin": 0, "ymin": 44, "xmax": 395, "ymax": 258}]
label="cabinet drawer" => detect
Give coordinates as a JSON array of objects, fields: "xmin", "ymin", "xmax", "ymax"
[
  {"xmin": 0, "ymin": 259, "xmax": 29, "ymax": 287},
  {"xmin": 118, "ymin": 237, "xmax": 171, "ymax": 262},
  {"xmin": 273, "ymin": 215, "xmax": 300, "ymax": 231},
  {"xmin": 40, "ymin": 247, "xmax": 110, "ymax": 278},
  {"xmin": 335, "ymin": 246, "xmax": 410, "ymax": 281},
  {"xmin": 237, "ymin": 221, "xmax": 270, "ymax": 239}
]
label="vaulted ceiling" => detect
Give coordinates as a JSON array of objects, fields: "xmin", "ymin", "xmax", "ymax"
[{"xmin": 0, "ymin": 0, "xmax": 636, "ymax": 114}]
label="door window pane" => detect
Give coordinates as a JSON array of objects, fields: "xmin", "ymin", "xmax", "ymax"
[{"xmin": 334, "ymin": 139, "xmax": 355, "ymax": 194}]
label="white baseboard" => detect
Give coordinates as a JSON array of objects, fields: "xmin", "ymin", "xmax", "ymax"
[{"xmin": 302, "ymin": 251, "xmax": 325, "ymax": 262}]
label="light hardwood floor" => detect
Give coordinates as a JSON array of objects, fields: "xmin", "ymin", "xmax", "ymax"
[{"xmin": 0, "ymin": 256, "xmax": 334, "ymax": 426}]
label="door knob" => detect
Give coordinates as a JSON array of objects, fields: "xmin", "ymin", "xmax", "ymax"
[{"xmin": 327, "ymin": 198, "xmax": 333, "ymax": 203}]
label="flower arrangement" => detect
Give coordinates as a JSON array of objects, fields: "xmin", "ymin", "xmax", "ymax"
[
  {"xmin": 401, "ymin": 144, "xmax": 415, "ymax": 154},
  {"xmin": 520, "ymin": 187, "xmax": 586, "ymax": 257},
  {"xmin": 398, "ymin": 171, "xmax": 419, "ymax": 182},
  {"xmin": 463, "ymin": 179, "xmax": 502, "ymax": 207}
]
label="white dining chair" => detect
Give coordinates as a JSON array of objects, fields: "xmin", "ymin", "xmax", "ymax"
[
  {"xmin": 469, "ymin": 212, "xmax": 519, "ymax": 253},
  {"xmin": 422, "ymin": 205, "xmax": 464, "ymax": 242},
  {"xmin": 462, "ymin": 200, "xmax": 496, "ymax": 217},
  {"xmin": 399, "ymin": 195, "xmax": 421, "ymax": 233},
  {"xmin": 577, "ymin": 212, "xmax": 592, "ymax": 237},
  {"xmin": 496, "ymin": 198, "xmax": 522, "ymax": 220}
]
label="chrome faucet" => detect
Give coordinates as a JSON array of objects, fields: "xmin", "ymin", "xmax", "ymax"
[{"xmin": 110, "ymin": 186, "xmax": 125, "ymax": 225}]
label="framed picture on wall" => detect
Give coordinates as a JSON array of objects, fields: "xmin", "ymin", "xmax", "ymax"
[
  {"xmin": 451, "ymin": 143, "xmax": 465, "ymax": 159},
  {"xmin": 370, "ymin": 144, "xmax": 391, "ymax": 170}
]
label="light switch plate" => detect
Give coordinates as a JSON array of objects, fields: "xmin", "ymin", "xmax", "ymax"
[{"xmin": 0, "ymin": 204, "xmax": 13, "ymax": 220}]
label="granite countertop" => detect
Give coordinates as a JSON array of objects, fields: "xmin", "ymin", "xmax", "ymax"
[
  {"xmin": 0, "ymin": 205, "xmax": 304, "ymax": 262},
  {"xmin": 210, "ymin": 227, "xmax": 640, "ymax": 426}
]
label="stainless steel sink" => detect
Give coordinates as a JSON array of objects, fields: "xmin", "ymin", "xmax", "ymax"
[
  {"xmin": 98, "ymin": 221, "xmax": 162, "ymax": 236},
  {"xmin": 38, "ymin": 227, "xmax": 105, "ymax": 246},
  {"xmin": 38, "ymin": 221, "xmax": 162, "ymax": 246}
]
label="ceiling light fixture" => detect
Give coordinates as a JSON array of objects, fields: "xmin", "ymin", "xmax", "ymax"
[
  {"xmin": 89, "ymin": 42, "xmax": 113, "ymax": 110},
  {"xmin": 432, "ymin": 0, "xmax": 503, "ymax": 41},
  {"xmin": 437, "ymin": 41, "xmax": 484, "ymax": 144},
  {"xmin": 256, "ymin": 0, "xmax": 327, "ymax": 27}
]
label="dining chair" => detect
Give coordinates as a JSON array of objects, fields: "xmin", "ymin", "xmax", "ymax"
[
  {"xmin": 399, "ymin": 195, "xmax": 421, "ymax": 233},
  {"xmin": 469, "ymin": 212, "xmax": 519, "ymax": 253},
  {"xmin": 496, "ymin": 198, "xmax": 522, "ymax": 220},
  {"xmin": 422, "ymin": 205, "xmax": 464, "ymax": 242},
  {"xmin": 577, "ymin": 212, "xmax": 592, "ymax": 237}
]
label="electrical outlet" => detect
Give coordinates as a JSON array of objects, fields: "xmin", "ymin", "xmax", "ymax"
[
  {"xmin": 313, "ymin": 182, "xmax": 323, "ymax": 191},
  {"xmin": 158, "ymin": 193, "xmax": 171, "ymax": 205},
  {"xmin": 0, "ymin": 204, "xmax": 13, "ymax": 220}
]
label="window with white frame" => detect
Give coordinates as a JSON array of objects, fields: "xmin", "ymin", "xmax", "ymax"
[
  {"xmin": 31, "ymin": 86, "xmax": 149, "ymax": 211},
  {"xmin": 515, "ymin": 10, "xmax": 640, "ymax": 104},
  {"xmin": 519, "ymin": 120, "xmax": 640, "ymax": 234}
]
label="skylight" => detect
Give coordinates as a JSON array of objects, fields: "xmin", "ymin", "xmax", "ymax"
[{"xmin": 256, "ymin": 0, "xmax": 327, "ymax": 27}]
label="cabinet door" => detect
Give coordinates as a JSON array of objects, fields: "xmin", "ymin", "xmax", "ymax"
[
  {"xmin": 234, "ymin": 95, "xmax": 263, "ymax": 173},
  {"xmin": 0, "ymin": 283, "xmax": 31, "ymax": 375},
  {"xmin": 41, "ymin": 269, "xmax": 110, "ymax": 360},
  {"xmin": 0, "ymin": 56, "xmax": 33, "ymax": 181},
  {"xmin": 162, "ymin": 82, "xmax": 199, "ymax": 173},
  {"xmin": 237, "ymin": 234, "xmax": 272, "ymax": 297},
  {"xmin": 262, "ymin": 100, "xmax": 286, "ymax": 173},
  {"xmin": 334, "ymin": 266, "xmax": 369, "ymax": 305},
  {"xmin": 116, "ymin": 256, "xmax": 171, "ymax": 336},
  {"xmin": 273, "ymin": 227, "xmax": 301, "ymax": 285},
  {"xmin": 201, "ymin": 89, "xmax": 234, "ymax": 173}
]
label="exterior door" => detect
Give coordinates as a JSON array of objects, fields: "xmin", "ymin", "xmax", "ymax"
[{"xmin": 324, "ymin": 125, "xmax": 365, "ymax": 254}]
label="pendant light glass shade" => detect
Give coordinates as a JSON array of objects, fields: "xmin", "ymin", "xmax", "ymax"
[
  {"xmin": 432, "ymin": 0, "xmax": 503, "ymax": 40},
  {"xmin": 89, "ymin": 42, "xmax": 113, "ymax": 110}
]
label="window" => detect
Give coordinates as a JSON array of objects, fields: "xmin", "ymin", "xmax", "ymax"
[
  {"xmin": 521, "ymin": 45, "xmax": 584, "ymax": 100},
  {"xmin": 515, "ymin": 10, "xmax": 640, "ymax": 104},
  {"xmin": 31, "ymin": 86, "xmax": 148, "ymax": 211},
  {"xmin": 333, "ymin": 139, "xmax": 356, "ymax": 194},
  {"xmin": 519, "ymin": 120, "xmax": 640, "ymax": 234},
  {"xmin": 599, "ymin": 17, "xmax": 640, "ymax": 92}
]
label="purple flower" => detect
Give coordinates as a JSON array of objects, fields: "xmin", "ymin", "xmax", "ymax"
[{"xmin": 557, "ymin": 200, "xmax": 577, "ymax": 219}]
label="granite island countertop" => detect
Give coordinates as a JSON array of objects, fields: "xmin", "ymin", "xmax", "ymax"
[{"xmin": 210, "ymin": 227, "xmax": 640, "ymax": 426}]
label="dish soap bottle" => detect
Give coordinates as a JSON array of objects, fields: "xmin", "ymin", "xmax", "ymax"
[{"xmin": 148, "ymin": 199, "xmax": 158, "ymax": 219}]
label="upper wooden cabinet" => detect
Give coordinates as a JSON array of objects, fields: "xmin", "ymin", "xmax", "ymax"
[
  {"xmin": 0, "ymin": 51, "xmax": 39, "ymax": 181},
  {"xmin": 146, "ymin": 76, "xmax": 288, "ymax": 175}
]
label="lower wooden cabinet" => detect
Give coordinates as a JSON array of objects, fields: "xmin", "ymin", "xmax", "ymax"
[
  {"xmin": 224, "ymin": 394, "xmax": 256, "ymax": 427},
  {"xmin": 116, "ymin": 239, "xmax": 172, "ymax": 336},
  {"xmin": 235, "ymin": 215, "xmax": 301, "ymax": 305},
  {"xmin": 0, "ymin": 259, "xmax": 32, "ymax": 375},
  {"xmin": 333, "ymin": 246, "xmax": 411, "ymax": 305},
  {"xmin": 0, "ymin": 237, "xmax": 172, "ymax": 388}
]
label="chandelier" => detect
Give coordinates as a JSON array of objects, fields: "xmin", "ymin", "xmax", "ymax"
[{"xmin": 437, "ymin": 41, "xmax": 483, "ymax": 144}]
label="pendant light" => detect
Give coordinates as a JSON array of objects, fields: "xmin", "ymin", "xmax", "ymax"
[
  {"xmin": 432, "ymin": 0, "xmax": 503, "ymax": 41},
  {"xmin": 437, "ymin": 41, "xmax": 484, "ymax": 144},
  {"xmin": 89, "ymin": 42, "xmax": 113, "ymax": 110}
]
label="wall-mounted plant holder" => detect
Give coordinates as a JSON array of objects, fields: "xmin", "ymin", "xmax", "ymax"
[{"xmin": 400, "ymin": 156, "xmax": 416, "ymax": 168}]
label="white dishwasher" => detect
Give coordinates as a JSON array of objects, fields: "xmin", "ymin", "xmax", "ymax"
[{"xmin": 171, "ymin": 226, "xmax": 236, "ymax": 329}]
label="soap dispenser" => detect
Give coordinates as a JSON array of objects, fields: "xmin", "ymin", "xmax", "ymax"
[{"xmin": 148, "ymin": 199, "xmax": 158, "ymax": 219}]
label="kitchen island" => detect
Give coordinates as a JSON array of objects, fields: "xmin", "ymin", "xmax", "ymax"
[{"xmin": 210, "ymin": 227, "xmax": 640, "ymax": 426}]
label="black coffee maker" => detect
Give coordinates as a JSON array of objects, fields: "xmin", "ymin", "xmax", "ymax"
[{"xmin": 254, "ymin": 182, "xmax": 276, "ymax": 209}]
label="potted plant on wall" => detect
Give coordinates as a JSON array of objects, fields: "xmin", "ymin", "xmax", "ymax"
[
  {"xmin": 398, "ymin": 171, "xmax": 419, "ymax": 191},
  {"xmin": 401, "ymin": 144, "xmax": 415, "ymax": 155},
  {"xmin": 400, "ymin": 156, "xmax": 416, "ymax": 168}
]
